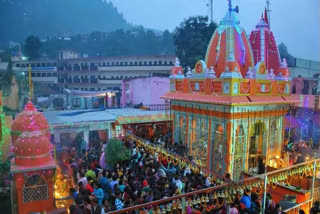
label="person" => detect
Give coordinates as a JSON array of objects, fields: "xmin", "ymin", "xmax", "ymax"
[
  {"xmin": 85, "ymin": 177, "xmax": 94, "ymax": 194},
  {"xmin": 93, "ymin": 182, "xmax": 104, "ymax": 205},
  {"xmin": 78, "ymin": 172, "xmax": 88, "ymax": 187},
  {"xmin": 298, "ymin": 210, "xmax": 305, "ymax": 214},
  {"xmin": 310, "ymin": 201, "xmax": 320, "ymax": 214},
  {"xmin": 250, "ymin": 193, "xmax": 261, "ymax": 214},
  {"xmin": 85, "ymin": 167, "xmax": 97, "ymax": 181},
  {"xmin": 240, "ymin": 188, "xmax": 252, "ymax": 210},
  {"xmin": 109, "ymin": 175, "xmax": 119, "ymax": 193},
  {"xmin": 73, "ymin": 197, "xmax": 87, "ymax": 214},
  {"xmin": 265, "ymin": 193, "xmax": 276, "ymax": 213},
  {"xmin": 312, "ymin": 83, "xmax": 318, "ymax": 95},
  {"xmin": 91, "ymin": 196, "xmax": 105, "ymax": 214},
  {"xmin": 115, "ymin": 192, "xmax": 124, "ymax": 210}
]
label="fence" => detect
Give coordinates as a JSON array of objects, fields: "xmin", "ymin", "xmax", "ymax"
[{"xmin": 142, "ymin": 104, "xmax": 170, "ymax": 111}]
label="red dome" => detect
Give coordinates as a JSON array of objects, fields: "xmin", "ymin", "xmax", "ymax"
[
  {"xmin": 11, "ymin": 102, "xmax": 50, "ymax": 143},
  {"xmin": 13, "ymin": 132, "xmax": 53, "ymax": 166},
  {"xmin": 11, "ymin": 101, "xmax": 53, "ymax": 167},
  {"xmin": 205, "ymin": 10, "xmax": 254, "ymax": 78}
]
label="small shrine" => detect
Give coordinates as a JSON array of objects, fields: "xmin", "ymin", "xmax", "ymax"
[
  {"xmin": 163, "ymin": 0, "xmax": 300, "ymax": 180},
  {"xmin": 10, "ymin": 100, "xmax": 56, "ymax": 213}
]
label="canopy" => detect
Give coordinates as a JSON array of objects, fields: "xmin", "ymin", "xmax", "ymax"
[{"xmin": 63, "ymin": 88, "xmax": 115, "ymax": 97}]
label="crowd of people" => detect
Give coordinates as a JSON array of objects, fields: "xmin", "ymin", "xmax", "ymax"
[{"xmin": 59, "ymin": 133, "xmax": 319, "ymax": 214}]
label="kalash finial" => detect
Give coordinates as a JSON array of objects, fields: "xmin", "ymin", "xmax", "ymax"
[
  {"xmin": 175, "ymin": 57, "xmax": 180, "ymax": 66},
  {"xmin": 28, "ymin": 65, "xmax": 33, "ymax": 101},
  {"xmin": 228, "ymin": 0, "xmax": 239, "ymax": 13}
]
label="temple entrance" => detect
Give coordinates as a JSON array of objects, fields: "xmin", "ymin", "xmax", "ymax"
[{"xmin": 248, "ymin": 122, "xmax": 266, "ymax": 171}]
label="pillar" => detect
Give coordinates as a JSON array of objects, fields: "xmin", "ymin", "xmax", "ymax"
[
  {"xmin": 83, "ymin": 131, "xmax": 89, "ymax": 150},
  {"xmin": 121, "ymin": 80, "xmax": 127, "ymax": 108},
  {"xmin": 108, "ymin": 123, "xmax": 112, "ymax": 139},
  {"xmin": 54, "ymin": 131, "xmax": 61, "ymax": 149}
]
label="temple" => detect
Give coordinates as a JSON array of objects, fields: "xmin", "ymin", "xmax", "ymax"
[
  {"xmin": 10, "ymin": 101, "xmax": 56, "ymax": 214},
  {"xmin": 163, "ymin": 2, "xmax": 299, "ymax": 180}
]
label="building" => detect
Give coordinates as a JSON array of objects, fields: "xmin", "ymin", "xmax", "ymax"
[
  {"xmin": 163, "ymin": 3, "xmax": 299, "ymax": 180},
  {"xmin": 43, "ymin": 108, "xmax": 170, "ymax": 148},
  {"xmin": 12, "ymin": 55, "xmax": 175, "ymax": 100},
  {"xmin": 122, "ymin": 76, "xmax": 170, "ymax": 107}
]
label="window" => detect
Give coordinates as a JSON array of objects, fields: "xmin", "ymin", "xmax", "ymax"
[
  {"xmin": 154, "ymin": 61, "xmax": 157, "ymax": 65},
  {"xmin": 134, "ymin": 62, "xmax": 138, "ymax": 65},
  {"xmin": 124, "ymin": 62, "xmax": 128, "ymax": 66},
  {"xmin": 98, "ymin": 88, "xmax": 100, "ymax": 91},
  {"xmin": 111, "ymin": 62, "xmax": 114, "ymax": 66},
  {"xmin": 164, "ymin": 61, "xmax": 167, "ymax": 65},
  {"xmin": 159, "ymin": 60, "xmax": 162, "ymax": 65},
  {"xmin": 149, "ymin": 61, "xmax": 152, "ymax": 65},
  {"xmin": 31, "ymin": 73, "xmax": 35, "ymax": 77},
  {"xmin": 129, "ymin": 62, "xmax": 133, "ymax": 66},
  {"xmin": 47, "ymin": 73, "xmax": 52, "ymax": 77},
  {"xmin": 23, "ymin": 174, "xmax": 48, "ymax": 203},
  {"xmin": 103, "ymin": 62, "xmax": 106, "ymax": 66},
  {"xmin": 16, "ymin": 64, "xmax": 20, "ymax": 67},
  {"xmin": 41, "ymin": 73, "xmax": 46, "ymax": 77},
  {"xmin": 120, "ymin": 62, "xmax": 123, "ymax": 66},
  {"xmin": 114, "ymin": 125, "xmax": 124, "ymax": 138},
  {"xmin": 144, "ymin": 61, "xmax": 147, "ymax": 65},
  {"xmin": 36, "ymin": 73, "xmax": 41, "ymax": 77},
  {"xmin": 72, "ymin": 97, "xmax": 81, "ymax": 106},
  {"xmin": 139, "ymin": 61, "xmax": 142, "ymax": 65},
  {"xmin": 116, "ymin": 62, "xmax": 119, "ymax": 66}
]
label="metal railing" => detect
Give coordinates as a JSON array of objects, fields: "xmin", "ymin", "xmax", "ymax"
[
  {"xmin": 282, "ymin": 199, "xmax": 312, "ymax": 214},
  {"xmin": 142, "ymin": 104, "xmax": 170, "ymax": 111},
  {"xmin": 117, "ymin": 134, "xmax": 320, "ymax": 214}
]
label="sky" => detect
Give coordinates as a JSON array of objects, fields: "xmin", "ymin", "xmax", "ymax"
[{"xmin": 110, "ymin": 0, "xmax": 320, "ymax": 61}]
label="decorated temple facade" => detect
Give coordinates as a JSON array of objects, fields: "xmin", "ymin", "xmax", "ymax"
[{"xmin": 163, "ymin": 1, "xmax": 299, "ymax": 180}]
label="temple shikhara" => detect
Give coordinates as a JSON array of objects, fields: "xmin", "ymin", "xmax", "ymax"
[{"xmin": 164, "ymin": 1, "xmax": 298, "ymax": 180}]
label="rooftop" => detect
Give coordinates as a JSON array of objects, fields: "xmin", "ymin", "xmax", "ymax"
[{"xmin": 43, "ymin": 108, "xmax": 168, "ymax": 126}]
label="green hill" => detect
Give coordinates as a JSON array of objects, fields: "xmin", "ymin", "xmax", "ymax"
[{"xmin": 0, "ymin": 0, "xmax": 131, "ymax": 44}]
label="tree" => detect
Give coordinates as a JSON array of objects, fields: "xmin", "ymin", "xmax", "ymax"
[
  {"xmin": 278, "ymin": 42, "xmax": 295, "ymax": 66},
  {"xmin": 173, "ymin": 16, "xmax": 218, "ymax": 69},
  {"xmin": 24, "ymin": 35, "xmax": 41, "ymax": 60},
  {"xmin": 106, "ymin": 139, "xmax": 130, "ymax": 166}
]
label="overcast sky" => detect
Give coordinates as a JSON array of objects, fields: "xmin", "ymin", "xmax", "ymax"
[{"xmin": 110, "ymin": 0, "xmax": 319, "ymax": 61}]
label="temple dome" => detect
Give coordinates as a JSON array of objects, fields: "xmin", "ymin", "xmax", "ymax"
[
  {"xmin": 11, "ymin": 101, "xmax": 53, "ymax": 166},
  {"xmin": 11, "ymin": 102, "xmax": 50, "ymax": 143},
  {"xmin": 205, "ymin": 3, "xmax": 254, "ymax": 78}
]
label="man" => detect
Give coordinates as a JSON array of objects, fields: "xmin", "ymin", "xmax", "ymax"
[
  {"xmin": 115, "ymin": 192, "xmax": 124, "ymax": 210},
  {"xmin": 91, "ymin": 196, "xmax": 105, "ymax": 214}
]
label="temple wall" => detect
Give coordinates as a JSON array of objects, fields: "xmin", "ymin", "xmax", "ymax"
[{"xmin": 171, "ymin": 100, "xmax": 290, "ymax": 180}]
